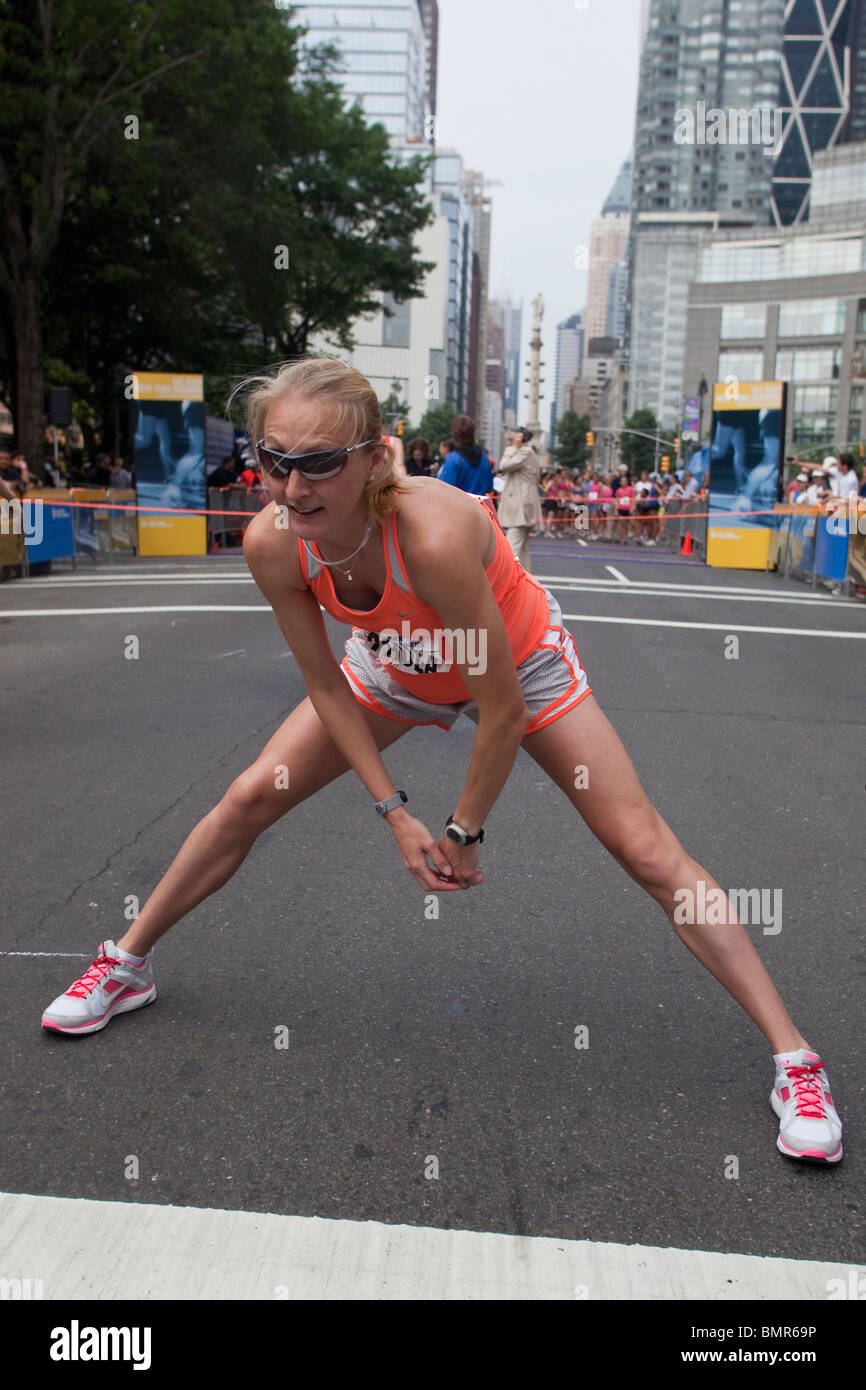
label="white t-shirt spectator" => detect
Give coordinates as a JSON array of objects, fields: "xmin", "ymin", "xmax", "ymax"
[
  {"xmin": 667, "ymin": 481, "xmax": 685, "ymax": 500},
  {"xmin": 832, "ymin": 469, "xmax": 859, "ymax": 499},
  {"xmin": 804, "ymin": 482, "xmax": 827, "ymax": 505},
  {"xmin": 683, "ymin": 477, "xmax": 700, "ymax": 498}
]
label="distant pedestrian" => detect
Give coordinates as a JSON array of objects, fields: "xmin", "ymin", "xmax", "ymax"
[
  {"xmin": 438, "ymin": 416, "xmax": 494, "ymax": 496},
  {"xmin": 832, "ymin": 454, "xmax": 859, "ymax": 500},
  {"xmin": 405, "ymin": 437, "xmax": 435, "ymax": 478},
  {"xmin": 0, "ymin": 448, "xmax": 24, "ymax": 495},
  {"xmin": 109, "ymin": 458, "xmax": 132, "ymax": 489},
  {"xmin": 496, "ymin": 426, "xmax": 542, "ymax": 572},
  {"xmin": 207, "ymin": 456, "xmax": 238, "ymax": 489}
]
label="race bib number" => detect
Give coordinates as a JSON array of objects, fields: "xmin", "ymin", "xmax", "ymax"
[{"xmin": 362, "ymin": 629, "xmax": 449, "ymax": 677}]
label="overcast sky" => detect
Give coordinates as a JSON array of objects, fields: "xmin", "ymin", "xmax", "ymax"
[{"xmin": 436, "ymin": 0, "xmax": 643, "ymax": 430}]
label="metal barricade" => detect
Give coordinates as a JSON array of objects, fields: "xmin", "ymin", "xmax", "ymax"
[
  {"xmin": 656, "ymin": 497, "xmax": 708, "ymax": 556},
  {"xmin": 106, "ymin": 489, "xmax": 138, "ymax": 555},
  {"xmin": 207, "ymin": 485, "xmax": 270, "ymax": 549}
]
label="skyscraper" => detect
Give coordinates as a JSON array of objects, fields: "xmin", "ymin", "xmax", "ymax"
[
  {"xmin": 422, "ymin": 1, "xmax": 439, "ymax": 135},
  {"xmin": 502, "ymin": 298, "xmax": 523, "ymax": 424},
  {"xmin": 773, "ymin": 0, "xmax": 857, "ymax": 224},
  {"xmin": 465, "ymin": 171, "xmax": 493, "ymax": 427},
  {"xmin": 288, "ymin": 1, "xmax": 428, "ymax": 144},
  {"xmin": 293, "ymin": 1, "xmax": 449, "ymax": 417},
  {"xmin": 585, "ymin": 161, "xmax": 631, "ymax": 343},
  {"xmin": 551, "ymin": 314, "xmax": 585, "ymax": 438}
]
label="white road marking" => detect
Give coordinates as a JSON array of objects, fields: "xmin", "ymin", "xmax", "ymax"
[
  {"xmin": 0, "ymin": 951, "xmax": 91, "ymax": 957},
  {"xmin": 0, "ymin": 606, "xmax": 273, "ymax": 617},
  {"xmin": 536, "ymin": 574, "xmax": 840, "ymax": 598},
  {"xmin": 217, "ymin": 649, "xmax": 246, "ymax": 658},
  {"xmin": 604, "ymin": 566, "xmax": 629, "ymax": 584},
  {"xmin": 550, "ymin": 585, "xmax": 857, "ymax": 609},
  {"xmin": 0, "ymin": 1191, "xmax": 854, "ymax": 1300},
  {"xmin": 576, "ymin": 536, "xmax": 588, "ymax": 547},
  {"xmin": 559, "ymin": 612, "xmax": 866, "ymax": 639}
]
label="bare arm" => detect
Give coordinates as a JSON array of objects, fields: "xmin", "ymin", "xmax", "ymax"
[
  {"xmin": 404, "ymin": 502, "xmax": 530, "ymax": 870},
  {"xmin": 242, "ymin": 511, "xmax": 459, "ymax": 892}
]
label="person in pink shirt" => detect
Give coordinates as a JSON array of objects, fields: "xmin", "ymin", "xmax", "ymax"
[
  {"xmin": 551, "ymin": 469, "xmax": 572, "ymax": 538},
  {"xmin": 615, "ymin": 475, "xmax": 635, "ymax": 544},
  {"xmin": 600, "ymin": 476, "xmax": 616, "ymax": 541}
]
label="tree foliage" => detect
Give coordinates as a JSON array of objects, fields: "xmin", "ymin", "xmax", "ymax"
[
  {"xmin": 621, "ymin": 408, "xmax": 661, "ymax": 475},
  {"xmin": 550, "ymin": 410, "xmax": 591, "ymax": 470},
  {"xmin": 0, "ymin": 0, "xmax": 435, "ymax": 464},
  {"xmin": 414, "ymin": 401, "xmax": 456, "ymax": 453}
]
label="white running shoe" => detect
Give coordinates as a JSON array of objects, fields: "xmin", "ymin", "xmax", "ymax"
[
  {"xmin": 771, "ymin": 1049, "xmax": 842, "ymax": 1163},
  {"xmin": 42, "ymin": 940, "xmax": 156, "ymax": 1036}
]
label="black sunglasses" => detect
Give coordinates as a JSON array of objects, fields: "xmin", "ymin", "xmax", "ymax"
[{"xmin": 255, "ymin": 437, "xmax": 381, "ymax": 480}]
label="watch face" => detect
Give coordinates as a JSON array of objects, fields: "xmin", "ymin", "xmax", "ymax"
[{"xmin": 446, "ymin": 826, "xmax": 464, "ymax": 845}]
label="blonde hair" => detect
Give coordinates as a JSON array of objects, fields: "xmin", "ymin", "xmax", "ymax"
[{"xmin": 227, "ymin": 356, "xmax": 415, "ymax": 522}]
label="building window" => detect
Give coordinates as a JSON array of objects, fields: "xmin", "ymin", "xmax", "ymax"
[
  {"xmin": 777, "ymin": 298, "xmax": 847, "ymax": 337},
  {"xmin": 382, "ymin": 292, "xmax": 411, "ymax": 349},
  {"xmin": 720, "ymin": 303, "xmax": 767, "ymax": 340},
  {"xmin": 793, "ymin": 385, "xmax": 839, "ymax": 414},
  {"xmin": 775, "ymin": 347, "xmax": 842, "ymax": 381},
  {"xmin": 792, "ymin": 416, "xmax": 837, "ymax": 444},
  {"xmin": 718, "ymin": 349, "xmax": 764, "ymax": 380}
]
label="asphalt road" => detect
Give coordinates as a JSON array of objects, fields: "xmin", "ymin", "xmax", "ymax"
[{"xmin": 1, "ymin": 540, "xmax": 863, "ymax": 1266}]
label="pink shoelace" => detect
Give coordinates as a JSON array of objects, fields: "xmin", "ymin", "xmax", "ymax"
[
  {"xmin": 787, "ymin": 1062, "xmax": 826, "ymax": 1119},
  {"xmin": 66, "ymin": 947, "xmax": 119, "ymax": 999}
]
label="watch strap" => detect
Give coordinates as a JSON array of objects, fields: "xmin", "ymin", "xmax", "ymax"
[{"xmin": 375, "ymin": 790, "xmax": 408, "ymax": 817}]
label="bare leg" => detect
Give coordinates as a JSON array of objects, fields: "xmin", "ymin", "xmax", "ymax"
[
  {"xmin": 522, "ymin": 696, "xmax": 809, "ymax": 1054},
  {"xmin": 117, "ymin": 698, "xmax": 411, "ymax": 956}
]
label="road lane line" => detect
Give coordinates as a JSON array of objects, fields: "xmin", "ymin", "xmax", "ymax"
[
  {"xmin": 559, "ymin": 612, "xmax": 866, "ymax": 638},
  {"xmin": 604, "ymin": 566, "xmax": 630, "ymax": 584}
]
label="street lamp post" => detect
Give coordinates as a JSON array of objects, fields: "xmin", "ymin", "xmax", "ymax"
[{"xmin": 698, "ymin": 376, "xmax": 708, "ymax": 446}]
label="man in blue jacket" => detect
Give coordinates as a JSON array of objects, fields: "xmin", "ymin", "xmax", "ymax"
[{"xmin": 438, "ymin": 415, "xmax": 494, "ymax": 495}]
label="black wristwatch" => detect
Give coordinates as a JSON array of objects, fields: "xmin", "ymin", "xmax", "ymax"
[
  {"xmin": 375, "ymin": 790, "xmax": 408, "ymax": 817},
  {"xmin": 445, "ymin": 816, "xmax": 484, "ymax": 846}
]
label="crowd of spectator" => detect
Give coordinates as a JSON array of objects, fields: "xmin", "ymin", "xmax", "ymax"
[
  {"xmin": 784, "ymin": 454, "xmax": 865, "ymax": 505},
  {"xmin": 531, "ymin": 463, "xmax": 705, "ymax": 545}
]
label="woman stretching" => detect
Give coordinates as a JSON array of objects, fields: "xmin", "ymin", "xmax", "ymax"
[{"xmin": 42, "ymin": 358, "xmax": 842, "ymax": 1166}]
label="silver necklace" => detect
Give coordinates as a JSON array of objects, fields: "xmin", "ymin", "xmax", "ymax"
[{"xmin": 304, "ymin": 520, "xmax": 376, "ymax": 581}]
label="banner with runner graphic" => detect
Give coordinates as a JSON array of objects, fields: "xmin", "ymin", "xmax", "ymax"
[
  {"xmin": 706, "ymin": 381, "xmax": 787, "ymax": 569},
  {"xmin": 133, "ymin": 373, "xmax": 207, "ymax": 556}
]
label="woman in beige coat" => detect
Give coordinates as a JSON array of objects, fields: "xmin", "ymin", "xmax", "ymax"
[{"xmin": 495, "ymin": 427, "xmax": 542, "ymax": 572}]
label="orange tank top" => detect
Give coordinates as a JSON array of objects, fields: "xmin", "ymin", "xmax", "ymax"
[{"xmin": 298, "ymin": 495, "xmax": 550, "ymax": 702}]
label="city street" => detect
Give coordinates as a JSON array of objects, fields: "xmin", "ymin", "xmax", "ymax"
[{"xmin": 1, "ymin": 542, "xmax": 863, "ymax": 1299}]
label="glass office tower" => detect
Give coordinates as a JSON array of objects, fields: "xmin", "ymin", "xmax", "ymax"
[{"xmin": 287, "ymin": 1, "xmax": 428, "ymax": 143}]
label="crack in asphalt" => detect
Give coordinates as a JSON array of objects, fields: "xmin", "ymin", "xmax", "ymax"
[{"xmin": 20, "ymin": 715, "xmax": 290, "ymax": 947}]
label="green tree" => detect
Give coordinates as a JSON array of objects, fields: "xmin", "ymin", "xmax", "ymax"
[
  {"xmin": 1, "ymin": 0, "xmax": 435, "ymax": 464},
  {"xmin": 621, "ymin": 409, "xmax": 661, "ymax": 476},
  {"xmin": 550, "ymin": 410, "xmax": 591, "ymax": 470},
  {"xmin": 415, "ymin": 401, "xmax": 456, "ymax": 453}
]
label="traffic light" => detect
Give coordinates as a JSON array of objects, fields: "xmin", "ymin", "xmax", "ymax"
[
  {"xmin": 586, "ymin": 431, "xmax": 595, "ymax": 448},
  {"xmin": 860, "ymin": 443, "xmax": 865, "ymax": 458},
  {"xmin": 396, "ymin": 419, "xmax": 404, "ymax": 437},
  {"xmin": 661, "ymin": 456, "xmax": 671, "ymax": 472},
  {"xmin": 673, "ymin": 436, "xmax": 680, "ymax": 453}
]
